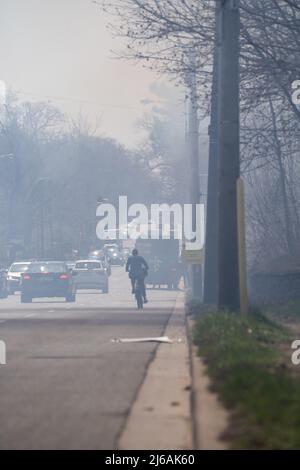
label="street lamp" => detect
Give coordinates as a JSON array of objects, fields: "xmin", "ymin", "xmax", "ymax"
[
  {"xmin": 30, "ymin": 178, "xmax": 53, "ymax": 259},
  {"xmin": 0, "ymin": 154, "xmax": 17, "ymax": 262}
]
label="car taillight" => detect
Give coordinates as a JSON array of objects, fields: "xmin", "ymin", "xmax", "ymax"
[
  {"xmin": 23, "ymin": 274, "xmax": 31, "ymax": 280},
  {"xmin": 59, "ymin": 274, "xmax": 69, "ymax": 280}
]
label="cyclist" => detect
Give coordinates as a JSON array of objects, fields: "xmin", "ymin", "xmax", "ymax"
[{"xmin": 126, "ymin": 248, "xmax": 149, "ymax": 303}]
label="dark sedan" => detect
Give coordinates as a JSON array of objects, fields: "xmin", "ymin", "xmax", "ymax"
[{"xmin": 20, "ymin": 261, "xmax": 76, "ymax": 303}]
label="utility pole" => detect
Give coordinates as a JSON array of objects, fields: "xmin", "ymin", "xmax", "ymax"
[
  {"xmin": 217, "ymin": 0, "xmax": 241, "ymax": 311},
  {"xmin": 40, "ymin": 187, "xmax": 45, "ymax": 259},
  {"xmin": 0, "ymin": 154, "xmax": 15, "ymax": 251},
  {"xmin": 187, "ymin": 56, "xmax": 202, "ymax": 300},
  {"xmin": 203, "ymin": 2, "xmax": 221, "ymax": 305}
]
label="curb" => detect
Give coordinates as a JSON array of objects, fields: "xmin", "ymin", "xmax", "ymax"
[
  {"xmin": 119, "ymin": 290, "xmax": 193, "ymax": 450},
  {"xmin": 187, "ymin": 316, "xmax": 229, "ymax": 450}
]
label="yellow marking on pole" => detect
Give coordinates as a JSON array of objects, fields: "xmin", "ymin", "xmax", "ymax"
[{"xmin": 237, "ymin": 177, "xmax": 248, "ymax": 315}]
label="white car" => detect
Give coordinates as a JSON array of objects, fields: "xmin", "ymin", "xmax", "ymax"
[
  {"xmin": 72, "ymin": 260, "xmax": 109, "ymax": 293},
  {"xmin": 7, "ymin": 262, "xmax": 31, "ymax": 294}
]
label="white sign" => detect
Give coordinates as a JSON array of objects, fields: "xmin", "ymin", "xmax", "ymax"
[{"xmin": 0, "ymin": 340, "xmax": 6, "ymax": 365}]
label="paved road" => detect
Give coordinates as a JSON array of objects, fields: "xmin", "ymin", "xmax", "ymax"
[{"xmin": 0, "ymin": 267, "xmax": 178, "ymax": 449}]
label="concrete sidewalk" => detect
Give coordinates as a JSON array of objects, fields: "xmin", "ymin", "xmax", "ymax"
[
  {"xmin": 119, "ymin": 289, "xmax": 229, "ymax": 450},
  {"xmin": 119, "ymin": 291, "xmax": 193, "ymax": 450}
]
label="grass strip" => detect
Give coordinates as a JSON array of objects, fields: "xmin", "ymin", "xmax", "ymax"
[{"xmin": 193, "ymin": 307, "xmax": 300, "ymax": 449}]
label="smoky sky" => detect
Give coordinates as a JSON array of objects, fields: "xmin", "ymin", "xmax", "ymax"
[{"xmin": 0, "ymin": 0, "xmax": 163, "ymax": 148}]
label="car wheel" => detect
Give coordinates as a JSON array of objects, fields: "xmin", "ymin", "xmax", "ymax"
[{"xmin": 21, "ymin": 295, "xmax": 32, "ymax": 303}]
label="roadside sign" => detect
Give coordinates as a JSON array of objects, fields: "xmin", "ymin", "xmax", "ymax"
[
  {"xmin": 182, "ymin": 247, "xmax": 203, "ymax": 265},
  {"xmin": 237, "ymin": 177, "xmax": 248, "ymax": 315}
]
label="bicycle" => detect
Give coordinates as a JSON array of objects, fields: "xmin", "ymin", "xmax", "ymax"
[{"xmin": 134, "ymin": 277, "xmax": 144, "ymax": 310}]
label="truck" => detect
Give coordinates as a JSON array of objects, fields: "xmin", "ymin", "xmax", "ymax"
[{"xmin": 135, "ymin": 237, "xmax": 181, "ymax": 290}]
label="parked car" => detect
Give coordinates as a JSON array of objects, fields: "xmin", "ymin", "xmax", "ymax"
[
  {"xmin": 20, "ymin": 261, "xmax": 76, "ymax": 303},
  {"xmin": 7, "ymin": 262, "xmax": 31, "ymax": 294},
  {"xmin": 72, "ymin": 260, "xmax": 109, "ymax": 293},
  {"xmin": 0, "ymin": 269, "xmax": 8, "ymax": 299}
]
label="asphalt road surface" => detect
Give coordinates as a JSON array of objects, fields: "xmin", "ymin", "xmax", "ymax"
[{"xmin": 0, "ymin": 267, "xmax": 178, "ymax": 450}]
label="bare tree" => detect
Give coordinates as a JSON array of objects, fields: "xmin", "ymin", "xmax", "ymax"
[{"xmin": 98, "ymin": 0, "xmax": 300, "ymax": 274}]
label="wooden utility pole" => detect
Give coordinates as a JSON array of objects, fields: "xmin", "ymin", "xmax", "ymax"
[
  {"xmin": 217, "ymin": 0, "xmax": 241, "ymax": 311},
  {"xmin": 237, "ymin": 177, "xmax": 248, "ymax": 314},
  {"xmin": 188, "ymin": 56, "xmax": 202, "ymax": 300},
  {"xmin": 203, "ymin": 2, "xmax": 221, "ymax": 305}
]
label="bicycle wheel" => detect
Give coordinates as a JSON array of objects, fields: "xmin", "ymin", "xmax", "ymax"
[{"xmin": 135, "ymin": 290, "xmax": 144, "ymax": 310}]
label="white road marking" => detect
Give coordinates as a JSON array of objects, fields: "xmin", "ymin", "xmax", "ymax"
[
  {"xmin": 112, "ymin": 336, "xmax": 173, "ymax": 344},
  {"xmin": 25, "ymin": 314, "xmax": 35, "ymax": 318}
]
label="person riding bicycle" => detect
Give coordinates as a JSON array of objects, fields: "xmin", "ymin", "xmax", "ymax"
[{"xmin": 126, "ymin": 248, "xmax": 149, "ymax": 303}]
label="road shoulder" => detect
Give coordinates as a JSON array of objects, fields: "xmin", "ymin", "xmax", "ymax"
[
  {"xmin": 189, "ymin": 332, "xmax": 229, "ymax": 450},
  {"xmin": 119, "ymin": 290, "xmax": 192, "ymax": 450}
]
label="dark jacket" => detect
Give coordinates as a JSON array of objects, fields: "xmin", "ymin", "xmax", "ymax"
[{"xmin": 126, "ymin": 255, "xmax": 149, "ymax": 278}]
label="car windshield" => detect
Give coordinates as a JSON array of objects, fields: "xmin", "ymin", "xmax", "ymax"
[
  {"xmin": 29, "ymin": 263, "xmax": 66, "ymax": 273},
  {"xmin": 10, "ymin": 264, "xmax": 30, "ymax": 273},
  {"xmin": 75, "ymin": 262, "xmax": 102, "ymax": 269}
]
